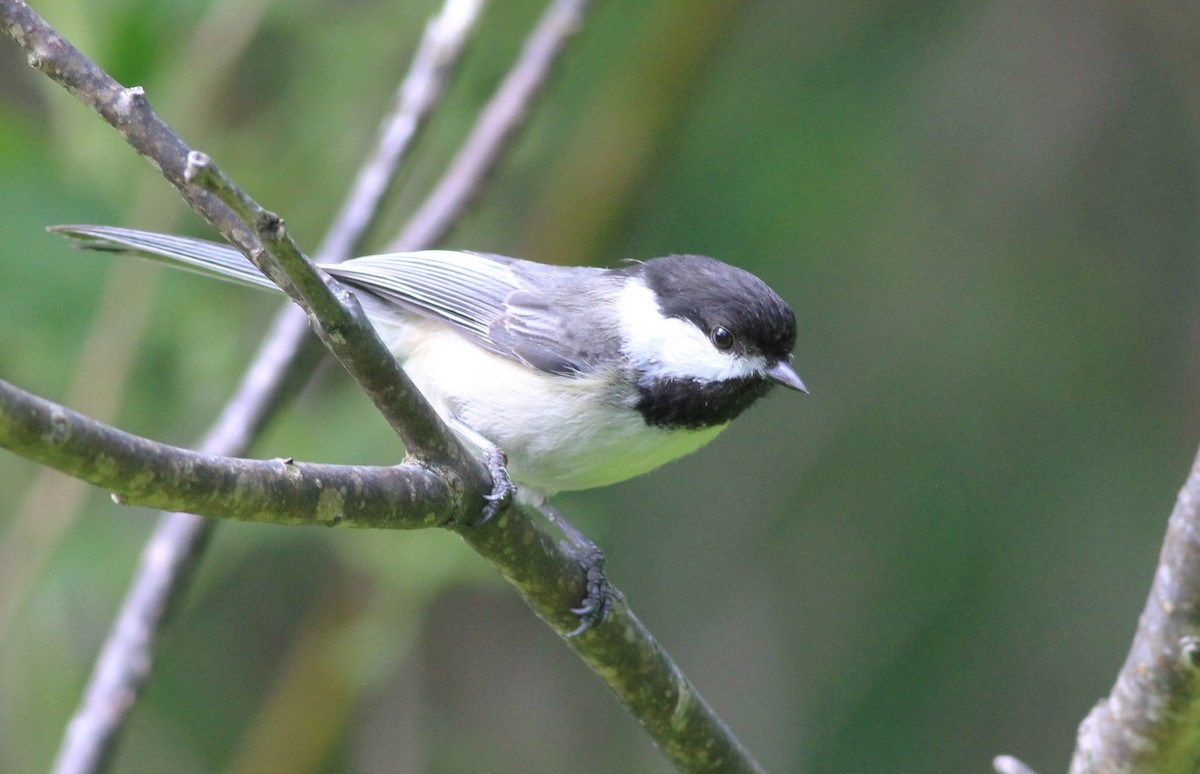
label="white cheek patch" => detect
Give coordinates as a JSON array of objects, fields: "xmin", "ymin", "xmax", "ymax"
[{"xmin": 616, "ymin": 279, "xmax": 765, "ymax": 383}]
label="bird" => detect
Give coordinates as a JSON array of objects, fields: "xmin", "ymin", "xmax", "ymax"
[{"xmin": 52, "ymin": 224, "xmax": 806, "ymax": 630}]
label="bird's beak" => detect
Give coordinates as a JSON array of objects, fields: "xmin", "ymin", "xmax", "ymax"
[{"xmin": 767, "ymin": 360, "xmax": 807, "ymax": 393}]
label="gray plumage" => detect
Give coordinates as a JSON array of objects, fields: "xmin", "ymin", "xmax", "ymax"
[{"xmin": 51, "ymin": 225, "xmax": 620, "ymax": 377}]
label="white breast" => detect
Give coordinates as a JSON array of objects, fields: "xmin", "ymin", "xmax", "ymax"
[{"xmin": 369, "ymin": 310, "xmax": 726, "ymax": 500}]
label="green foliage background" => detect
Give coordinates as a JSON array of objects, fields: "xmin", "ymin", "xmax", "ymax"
[{"xmin": 2, "ymin": 0, "xmax": 1199, "ymax": 771}]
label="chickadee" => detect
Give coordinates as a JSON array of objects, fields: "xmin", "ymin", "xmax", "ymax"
[{"xmin": 52, "ymin": 225, "xmax": 806, "ymax": 506}]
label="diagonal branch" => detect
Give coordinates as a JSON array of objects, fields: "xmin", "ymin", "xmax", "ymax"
[
  {"xmin": 389, "ymin": 0, "xmax": 593, "ymax": 251},
  {"xmin": 1067, "ymin": 444, "xmax": 1200, "ymax": 772},
  {"xmin": 180, "ymin": 151, "xmax": 468, "ymax": 468},
  {"xmin": 317, "ymin": 0, "xmax": 486, "ymax": 262}
]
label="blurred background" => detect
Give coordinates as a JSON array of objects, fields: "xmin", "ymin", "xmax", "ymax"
[{"xmin": 2, "ymin": 0, "xmax": 1199, "ymax": 771}]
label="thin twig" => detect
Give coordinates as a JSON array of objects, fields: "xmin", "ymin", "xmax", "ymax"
[
  {"xmin": 317, "ymin": 0, "xmax": 486, "ymax": 263},
  {"xmin": 388, "ymin": 0, "xmax": 592, "ymax": 252},
  {"xmin": 53, "ymin": 308, "xmax": 324, "ymax": 774},
  {"xmin": 1067, "ymin": 444, "xmax": 1200, "ymax": 772}
]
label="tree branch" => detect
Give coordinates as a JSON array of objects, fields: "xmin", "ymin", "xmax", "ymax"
[
  {"xmin": 181, "ymin": 151, "xmax": 469, "ymax": 469},
  {"xmin": 453, "ymin": 520, "xmax": 765, "ymax": 773},
  {"xmin": 1067, "ymin": 444, "xmax": 1200, "ymax": 772},
  {"xmin": 0, "ymin": 374, "xmax": 764, "ymax": 773},
  {"xmin": 0, "ymin": 378, "xmax": 457, "ymax": 528}
]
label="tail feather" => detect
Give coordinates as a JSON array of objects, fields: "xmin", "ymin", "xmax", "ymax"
[{"xmin": 50, "ymin": 225, "xmax": 280, "ymax": 292}]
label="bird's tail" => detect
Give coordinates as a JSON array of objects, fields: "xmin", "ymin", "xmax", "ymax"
[{"xmin": 50, "ymin": 224, "xmax": 281, "ymax": 293}]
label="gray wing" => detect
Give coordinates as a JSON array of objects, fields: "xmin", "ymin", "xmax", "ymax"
[
  {"xmin": 329, "ymin": 252, "xmax": 618, "ymax": 375},
  {"xmin": 52, "ymin": 225, "xmax": 618, "ymax": 376}
]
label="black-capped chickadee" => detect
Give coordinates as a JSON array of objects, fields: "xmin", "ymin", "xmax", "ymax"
[
  {"xmin": 52, "ymin": 225, "xmax": 806, "ymax": 507},
  {"xmin": 54, "ymin": 225, "xmax": 806, "ymax": 631}
]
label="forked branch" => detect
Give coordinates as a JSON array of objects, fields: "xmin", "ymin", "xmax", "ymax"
[{"xmin": 0, "ymin": 1, "xmax": 764, "ymax": 772}]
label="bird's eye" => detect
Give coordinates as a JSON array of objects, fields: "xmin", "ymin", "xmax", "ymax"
[{"xmin": 710, "ymin": 326, "xmax": 734, "ymax": 350}]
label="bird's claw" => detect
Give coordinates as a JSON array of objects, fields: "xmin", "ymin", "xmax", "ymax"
[
  {"xmin": 478, "ymin": 445, "xmax": 516, "ymax": 524},
  {"xmin": 565, "ymin": 542, "xmax": 616, "ymax": 637}
]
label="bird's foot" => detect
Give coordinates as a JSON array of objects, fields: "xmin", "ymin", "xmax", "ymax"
[
  {"xmin": 479, "ymin": 444, "xmax": 516, "ymax": 524},
  {"xmin": 537, "ymin": 502, "xmax": 617, "ymax": 636},
  {"xmin": 565, "ymin": 540, "xmax": 616, "ymax": 637},
  {"xmin": 443, "ymin": 415, "xmax": 516, "ymax": 525}
]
